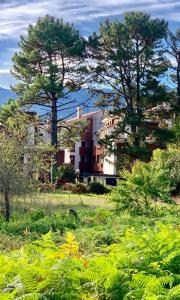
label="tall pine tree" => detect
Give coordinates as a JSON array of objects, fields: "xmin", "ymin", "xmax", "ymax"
[
  {"xmin": 167, "ymin": 29, "xmax": 180, "ymax": 109},
  {"xmin": 12, "ymin": 15, "xmax": 88, "ymax": 181},
  {"xmin": 89, "ymin": 12, "xmax": 170, "ymax": 164}
]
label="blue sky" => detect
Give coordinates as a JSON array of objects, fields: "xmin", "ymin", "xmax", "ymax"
[{"xmin": 0, "ymin": 0, "xmax": 179, "ymax": 89}]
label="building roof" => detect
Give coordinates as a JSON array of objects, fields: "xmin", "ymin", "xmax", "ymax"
[{"xmin": 67, "ymin": 109, "xmax": 103, "ymax": 122}]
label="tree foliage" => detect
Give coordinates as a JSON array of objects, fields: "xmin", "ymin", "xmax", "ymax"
[
  {"xmin": 58, "ymin": 164, "xmax": 77, "ymax": 183},
  {"xmin": 110, "ymin": 145, "xmax": 180, "ymax": 214},
  {"xmin": 166, "ymin": 29, "xmax": 180, "ymax": 108},
  {"xmin": 89, "ymin": 12, "xmax": 172, "ymax": 161},
  {"xmin": 12, "ymin": 15, "xmax": 88, "ymax": 180},
  {"xmin": 0, "ymin": 124, "xmax": 52, "ymax": 221},
  {"xmin": 0, "ymin": 99, "xmax": 20, "ymax": 124}
]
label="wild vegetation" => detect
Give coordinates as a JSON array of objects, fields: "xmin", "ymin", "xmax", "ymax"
[
  {"xmin": 0, "ymin": 203, "xmax": 179, "ymax": 299},
  {"xmin": 111, "ymin": 145, "xmax": 180, "ymax": 215},
  {"xmin": 0, "ymin": 9, "xmax": 179, "ymax": 300}
]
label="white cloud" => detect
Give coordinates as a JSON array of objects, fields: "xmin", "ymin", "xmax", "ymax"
[
  {"xmin": 0, "ymin": 69, "xmax": 11, "ymax": 74},
  {"xmin": 0, "ymin": 0, "xmax": 179, "ymax": 88},
  {"xmin": 0, "ymin": 0, "xmax": 179, "ymax": 37}
]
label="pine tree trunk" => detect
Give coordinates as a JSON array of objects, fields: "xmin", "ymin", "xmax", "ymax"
[
  {"xmin": 51, "ymin": 97, "xmax": 58, "ymax": 183},
  {"xmin": 4, "ymin": 190, "xmax": 10, "ymax": 222},
  {"xmin": 177, "ymin": 55, "xmax": 180, "ymax": 107},
  {"xmin": 131, "ymin": 124, "xmax": 140, "ymax": 147},
  {"xmin": 135, "ymin": 39, "xmax": 141, "ymax": 149}
]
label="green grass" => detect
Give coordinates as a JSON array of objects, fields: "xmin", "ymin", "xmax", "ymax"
[
  {"xmin": 0, "ymin": 207, "xmax": 179, "ymax": 299},
  {"xmin": 0, "ymin": 192, "xmax": 179, "ymax": 299},
  {"xmin": 10, "ymin": 191, "xmax": 112, "ymax": 212},
  {"xmin": 0, "ymin": 192, "xmax": 179, "ymax": 253}
]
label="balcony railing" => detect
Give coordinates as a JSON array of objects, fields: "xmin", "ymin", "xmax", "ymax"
[
  {"xmin": 79, "ymin": 162, "xmax": 92, "ymax": 171},
  {"xmin": 79, "ymin": 147, "xmax": 92, "ymax": 156}
]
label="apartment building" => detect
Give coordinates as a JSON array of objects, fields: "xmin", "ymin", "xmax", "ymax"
[
  {"xmin": 32, "ymin": 102, "xmax": 173, "ymax": 185},
  {"xmin": 63, "ymin": 109, "xmax": 121, "ymax": 185},
  {"xmin": 63, "ymin": 107, "xmax": 166, "ymax": 185}
]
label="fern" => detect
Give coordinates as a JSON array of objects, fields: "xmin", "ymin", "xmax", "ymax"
[
  {"xmin": 0, "ymin": 224, "xmax": 179, "ymax": 299},
  {"xmin": 168, "ymin": 284, "xmax": 180, "ymax": 299}
]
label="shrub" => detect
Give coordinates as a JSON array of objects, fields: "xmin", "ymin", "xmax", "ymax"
[
  {"xmin": 38, "ymin": 182, "xmax": 56, "ymax": 192},
  {"xmin": 72, "ymin": 183, "xmax": 88, "ymax": 194},
  {"xmin": 110, "ymin": 145, "xmax": 180, "ymax": 215},
  {"xmin": 58, "ymin": 164, "xmax": 76, "ymax": 183},
  {"xmin": 152, "ymin": 145, "xmax": 180, "ymax": 195},
  {"xmin": 88, "ymin": 181, "xmax": 109, "ymax": 194},
  {"xmin": 61, "ymin": 182, "xmax": 75, "ymax": 191},
  {"xmin": 61, "ymin": 183, "xmax": 88, "ymax": 193},
  {"xmin": 30, "ymin": 209, "xmax": 45, "ymax": 221}
]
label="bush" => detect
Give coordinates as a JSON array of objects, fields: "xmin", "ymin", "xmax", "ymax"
[
  {"xmin": 61, "ymin": 182, "xmax": 75, "ymax": 191},
  {"xmin": 88, "ymin": 181, "xmax": 109, "ymax": 194},
  {"xmin": 61, "ymin": 183, "xmax": 88, "ymax": 193},
  {"xmin": 152, "ymin": 145, "xmax": 180, "ymax": 195},
  {"xmin": 38, "ymin": 182, "xmax": 56, "ymax": 192},
  {"xmin": 30, "ymin": 209, "xmax": 45, "ymax": 221},
  {"xmin": 58, "ymin": 164, "xmax": 76, "ymax": 183},
  {"xmin": 110, "ymin": 145, "xmax": 180, "ymax": 215},
  {"xmin": 72, "ymin": 183, "xmax": 88, "ymax": 194}
]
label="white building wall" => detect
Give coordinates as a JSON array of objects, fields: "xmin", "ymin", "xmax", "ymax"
[
  {"xmin": 103, "ymin": 153, "xmax": 116, "ymax": 175},
  {"xmin": 101, "ymin": 125, "xmax": 117, "ymax": 175},
  {"xmin": 92, "ymin": 111, "xmax": 104, "ymax": 145},
  {"xmin": 75, "ymin": 141, "xmax": 81, "ymax": 170},
  {"xmin": 103, "ymin": 138, "xmax": 116, "ymax": 176},
  {"xmin": 64, "ymin": 149, "xmax": 71, "ymax": 164}
]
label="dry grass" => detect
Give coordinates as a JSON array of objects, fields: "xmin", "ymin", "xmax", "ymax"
[{"xmin": 11, "ymin": 192, "xmax": 113, "ymax": 212}]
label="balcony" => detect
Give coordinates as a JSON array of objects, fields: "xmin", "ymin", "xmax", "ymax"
[
  {"xmin": 79, "ymin": 147, "xmax": 92, "ymax": 156},
  {"xmin": 79, "ymin": 162, "xmax": 92, "ymax": 172},
  {"xmin": 93, "ymin": 145, "xmax": 104, "ymax": 156},
  {"xmin": 93, "ymin": 163, "xmax": 103, "ymax": 173}
]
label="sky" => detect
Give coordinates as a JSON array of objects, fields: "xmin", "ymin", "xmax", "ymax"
[{"xmin": 0, "ymin": 0, "xmax": 180, "ymax": 89}]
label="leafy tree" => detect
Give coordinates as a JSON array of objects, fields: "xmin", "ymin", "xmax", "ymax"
[
  {"xmin": 89, "ymin": 12, "xmax": 170, "ymax": 163},
  {"xmin": 12, "ymin": 15, "xmax": 88, "ymax": 181},
  {"xmin": 171, "ymin": 115, "xmax": 180, "ymax": 145},
  {"xmin": 57, "ymin": 118, "xmax": 88, "ymax": 149},
  {"xmin": 0, "ymin": 124, "xmax": 51, "ymax": 221},
  {"xmin": 110, "ymin": 145, "xmax": 180, "ymax": 215},
  {"xmin": 58, "ymin": 164, "xmax": 76, "ymax": 183},
  {"xmin": 0, "ymin": 99, "xmax": 20, "ymax": 124},
  {"xmin": 152, "ymin": 145, "xmax": 180, "ymax": 194}
]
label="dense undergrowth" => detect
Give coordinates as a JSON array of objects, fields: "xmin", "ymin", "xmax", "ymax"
[{"xmin": 0, "ymin": 205, "xmax": 179, "ymax": 299}]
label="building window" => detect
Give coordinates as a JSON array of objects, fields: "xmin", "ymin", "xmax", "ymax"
[
  {"xmin": 86, "ymin": 141, "xmax": 92, "ymax": 148},
  {"xmin": 97, "ymin": 155, "xmax": 100, "ymax": 163},
  {"xmin": 81, "ymin": 141, "xmax": 86, "ymax": 147},
  {"xmin": 70, "ymin": 155, "xmax": 75, "ymax": 162},
  {"xmin": 81, "ymin": 156, "xmax": 85, "ymax": 162},
  {"xmin": 86, "ymin": 156, "xmax": 91, "ymax": 163}
]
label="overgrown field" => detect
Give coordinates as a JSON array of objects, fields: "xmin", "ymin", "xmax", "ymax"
[{"xmin": 0, "ymin": 193, "xmax": 179, "ymax": 299}]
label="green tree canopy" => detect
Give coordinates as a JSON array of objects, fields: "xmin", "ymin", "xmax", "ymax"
[
  {"xmin": 166, "ymin": 29, "xmax": 180, "ymax": 108},
  {"xmin": 12, "ymin": 15, "xmax": 88, "ymax": 180},
  {"xmin": 0, "ymin": 125, "xmax": 52, "ymax": 221},
  {"xmin": 89, "ymin": 12, "xmax": 170, "ymax": 163}
]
